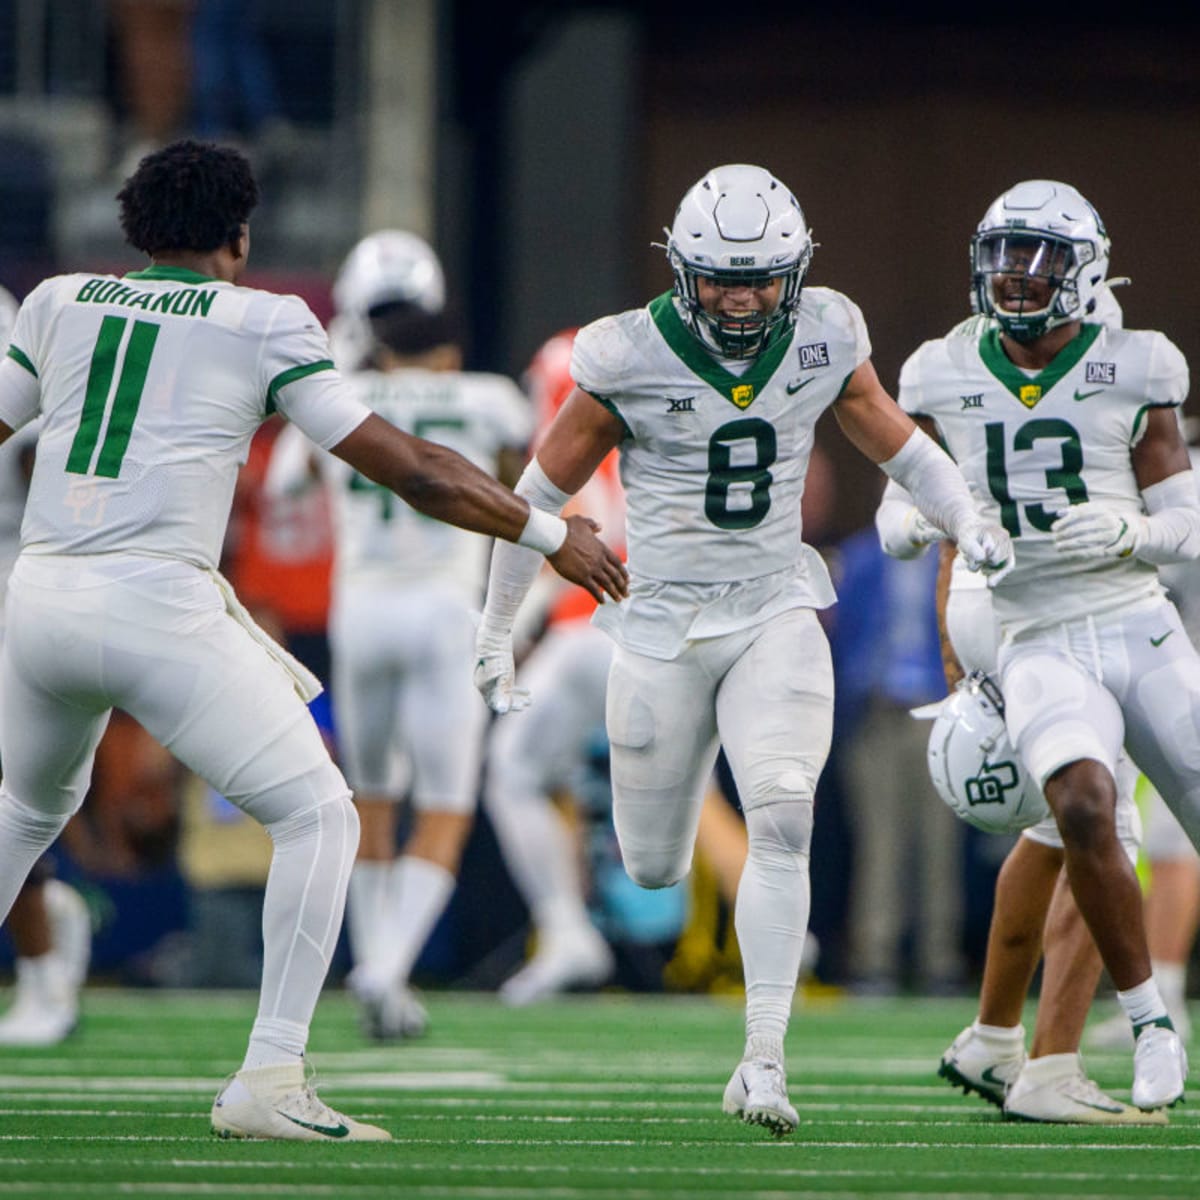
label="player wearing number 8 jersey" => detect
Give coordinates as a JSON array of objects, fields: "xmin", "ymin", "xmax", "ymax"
[
  {"xmin": 897, "ymin": 179, "xmax": 1200, "ymax": 1112},
  {"xmin": 0, "ymin": 140, "xmax": 625, "ymax": 1142},
  {"xmin": 473, "ymin": 163, "xmax": 1011, "ymax": 1135}
]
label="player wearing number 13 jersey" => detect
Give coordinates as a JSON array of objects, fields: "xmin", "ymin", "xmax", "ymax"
[
  {"xmin": 473, "ymin": 163, "xmax": 1011, "ymax": 1135},
  {"xmin": 899, "ymin": 180, "xmax": 1200, "ymax": 1111}
]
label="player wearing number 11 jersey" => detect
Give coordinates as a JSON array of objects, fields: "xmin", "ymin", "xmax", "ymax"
[
  {"xmin": 0, "ymin": 139, "xmax": 625, "ymax": 1142},
  {"xmin": 473, "ymin": 163, "xmax": 1011, "ymax": 1135},
  {"xmin": 899, "ymin": 179, "xmax": 1200, "ymax": 1112}
]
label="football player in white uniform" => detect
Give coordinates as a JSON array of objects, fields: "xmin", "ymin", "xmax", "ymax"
[
  {"xmin": 880, "ymin": 285, "xmax": 1162, "ymax": 1123},
  {"xmin": 890, "ymin": 179, "xmax": 1199, "ymax": 1113},
  {"xmin": 0, "ymin": 140, "xmax": 625, "ymax": 1142},
  {"xmin": 266, "ymin": 231, "xmax": 533, "ymax": 1040},
  {"xmin": 0, "ymin": 285, "xmax": 92, "ymax": 1048},
  {"xmin": 473, "ymin": 163, "xmax": 1011, "ymax": 1135}
]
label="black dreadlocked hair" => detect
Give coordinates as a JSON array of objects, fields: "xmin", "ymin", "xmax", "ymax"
[{"xmin": 117, "ymin": 139, "xmax": 260, "ymax": 256}]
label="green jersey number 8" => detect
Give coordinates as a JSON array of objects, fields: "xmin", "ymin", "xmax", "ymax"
[{"xmin": 705, "ymin": 417, "xmax": 777, "ymax": 530}]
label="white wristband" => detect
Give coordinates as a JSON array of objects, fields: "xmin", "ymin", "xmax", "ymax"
[{"xmin": 517, "ymin": 505, "xmax": 568, "ymax": 555}]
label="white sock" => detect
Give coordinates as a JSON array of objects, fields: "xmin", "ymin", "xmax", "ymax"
[
  {"xmin": 346, "ymin": 860, "xmax": 391, "ymax": 970},
  {"xmin": 243, "ymin": 796, "xmax": 357, "ymax": 1071},
  {"xmin": 1118, "ymin": 976, "xmax": 1171, "ymax": 1034},
  {"xmin": 973, "ymin": 1020, "xmax": 1026, "ymax": 1046},
  {"xmin": 357, "ymin": 856, "xmax": 455, "ymax": 996},
  {"xmin": 738, "ymin": 801, "xmax": 813, "ymax": 1061}
]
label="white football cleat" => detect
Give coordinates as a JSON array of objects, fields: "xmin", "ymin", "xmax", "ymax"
[
  {"xmin": 1132, "ymin": 1024, "xmax": 1188, "ymax": 1111},
  {"xmin": 211, "ymin": 1062, "xmax": 391, "ymax": 1141},
  {"xmin": 361, "ymin": 984, "xmax": 429, "ymax": 1042},
  {"xmin": 499, "ymin": 927, "xmax": 614, "ymax": 1007},
  {"xmin": 0, "ymin": 956, "xmax": 79, "ymax": 1047},
  {"xmin": 722, "ymin": 1058, "xmax": 798, "ymax": 1136},
  {"xmin": 938, "ymin": 1022, "xmax": 1026, "ymax": 1107},
  {"xmin": 1003, "ymin": 1053, "xmax": 1167, "ymax": 1125}
]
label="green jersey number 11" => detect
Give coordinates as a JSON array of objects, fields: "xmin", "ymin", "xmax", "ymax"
[{"xmin": 67, "ymin": 315, "xmax": 160, "ymax": 479}]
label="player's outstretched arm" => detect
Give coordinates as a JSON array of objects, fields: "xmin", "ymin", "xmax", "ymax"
[
  {"xmin": 331, "ymin": 412, "xmax": 627, "ymax": 601},
  {"xmin": 475, "ymin": 388, "xmax": 626, "ymax": 714},
  {"xmin": 834, "ymin": 360, "xmax": 1011, "ymax": 575}
]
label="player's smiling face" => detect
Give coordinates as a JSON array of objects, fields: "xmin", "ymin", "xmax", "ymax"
[{"xmin": 695, "ymin": 275, "xmax": 783, "ymax": 319}]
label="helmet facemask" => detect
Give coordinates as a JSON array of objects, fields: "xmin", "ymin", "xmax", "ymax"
[
  {"xmin": 971, "ymin": 229, "xmax": 1093, "ymax": 343},
  {"xmin": 669, "ymin": 253, "xmax": 809, "ymax": 360},
  {"xmin": 969, "ymin": 181, "xmax": 1111, "ymax": 344},
  {"xmin": 664, "ymin": 164, "xmax": 813, "ymax": 361}
]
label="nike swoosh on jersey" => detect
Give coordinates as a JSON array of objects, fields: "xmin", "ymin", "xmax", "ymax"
[
  {"xmin": 785, "ymin": 378, "xmax": 813, "ymax": 395},
  {"xmin": 1150, "ymin": 631, "xmax": 1175, "ymax": 647},
  {"xmin": 1073, "ymin": 388, "xmax": 1104, "ymax": 402},
  {"xmin": 282, "ymin": 1114, "xmax": 351, "ymax": 1138}
]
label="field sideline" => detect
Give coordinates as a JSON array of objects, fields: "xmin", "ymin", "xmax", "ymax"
[{"xmin": 0, "ymin": 987, "xmax": 1196, "ymax": 1199}]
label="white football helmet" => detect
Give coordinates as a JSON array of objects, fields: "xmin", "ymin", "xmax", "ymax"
[
  {"xmin": 665, "ymin": 164, "xmax": 812, "ymax": 360},
  {"xmin": 332, "ymin": 230, "xmax": 445, "ymax": 318},
  {"xmin": 0, "ymin": 285, "xmax": 18, "ymax": 346},
  {"xmin": 970, "ymin": 180, "xmax": 1111, "ymax": 343},
  {"xmin": 925, "ymin": 671, "xmax": 1049, "ymax": 834}
]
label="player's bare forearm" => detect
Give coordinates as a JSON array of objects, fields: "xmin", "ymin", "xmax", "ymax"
[{"xmin": 832, "ymin": 360, "xmax": 917, "ymax": 464}]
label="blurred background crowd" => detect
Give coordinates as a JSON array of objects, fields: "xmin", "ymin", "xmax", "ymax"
[{"xmin": 1, "ymin": 0, "xmax": 1198, "ymax": 1014}]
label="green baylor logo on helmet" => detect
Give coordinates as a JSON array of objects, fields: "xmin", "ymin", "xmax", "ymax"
[
  {"xmin": 922, "ymin": 672, "xmax": 1049, "ymax": 834},
  {"xmin": 965, "ymin": 759, "xmax": 1023, "ymax": 809}
]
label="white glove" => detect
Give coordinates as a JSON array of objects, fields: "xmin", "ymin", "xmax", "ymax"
[
  {"xmin": 905, "ymin": 508, "xmax": 948, "ymax": 549},
  {"xmin": 1051, "ymin": 503, "xmax": 1140, "ymax": 559},
  {"xmin": 473, "ymin": 631, "xmax": 530, "ymax": 715},
  {"xmin": 956, "ymin": 518, "xmax": 1014, "ymax": 579}
]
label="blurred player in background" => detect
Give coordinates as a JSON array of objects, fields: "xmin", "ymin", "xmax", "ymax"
[
  {"xmin": 266, "ymin": 230, "xmax": 533, "ymax": 1039},
  {"xmin": 0, "ymin": 283, "xmax": 91, "ymax": 1047},
  {"xmin": 473, "ymin": 163, "xmax": 1010, "ymax": 1135}
]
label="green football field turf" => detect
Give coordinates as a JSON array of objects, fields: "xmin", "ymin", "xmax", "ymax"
[{"xmin": 0, "ymin": 987, "xmax": 1196, "ymax": 1199}]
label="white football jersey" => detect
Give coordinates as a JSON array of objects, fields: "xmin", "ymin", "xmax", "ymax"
[
  {"xmin": 900, "ymin": 322, "xmax": 1188, "ymax": 635},
  {"xmin": 0, "ymin": 267, "xmax": 368, "ymax": 570},
  {"xmin": 573, "ymin": 288, "xmax": 866, "ymax": 586},
  {"xmin": 313, "ymin": 366, "xmax": 531, "ymax": 598}
]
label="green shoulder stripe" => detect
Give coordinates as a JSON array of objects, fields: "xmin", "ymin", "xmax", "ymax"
[
  {"xmin": 648, "ymin": 292, "xmax": 794, "ymax": 409},
  {"xmin": 6, "ymin": 345, "xmax": 37, "ymax": 378},
  {"xmin": 266, "ymin": 360, "xmax": 335, "ymax": 414}
]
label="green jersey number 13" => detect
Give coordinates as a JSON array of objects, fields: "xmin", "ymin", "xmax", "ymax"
[{"xmin": 985, "ymin": 417, "xmax": 1089, "ymax": 536}]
